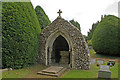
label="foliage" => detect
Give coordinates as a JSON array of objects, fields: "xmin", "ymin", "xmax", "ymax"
[
  {"xmin": 89, "ymin": 49, "xmax": 96, "ymax": 57},
  {"xmin": 2, "ymin": 2, "xmax": 41, "ymax": 69},
  {"xmin": 87, "ymin": 21, "xmax": 99, "ymax": 40},
  {"xmin": 0, "ymin": 10, "xmax": 1, "ymax": 54},
  {"xmin": 70, "ymin": 19, "xmax": 81, "ymax": 31},
  {"xmin": 35, "ymin": 6, "xmax": 51, "ymax": 30},
  {"xmin": 91, "ymin": 15, "xmax": 119, "ymax": 56},
  {"xmin": 118, "ymin": 18, "xmax": 120, "ymax": 54},
  {"xmin": 87, "ymin": 40, "xmax": 92, "ymax": 46}
]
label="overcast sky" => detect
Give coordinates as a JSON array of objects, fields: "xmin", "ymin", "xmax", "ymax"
[{"xmin": 31, "ymin": 0, "xmax": 119, "ymax": 35}]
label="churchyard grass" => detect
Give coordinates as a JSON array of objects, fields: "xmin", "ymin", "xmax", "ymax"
[
  {"xmin": 62, "ymin": 62, "xmax": 118, "ymax": 78},
  {"xmin": 62, "ymin": 64, "xmax": 99, "ymax": 78},
  {"xmin": 2, "ymin": 68, "xmax": 29, "ymax": 78},
  {"xmin": 2, "ymin": 62, "xmax": 118, "ymax": 78},
  {"xmin": 2, "ymin": 53, "xmax": 119, "ymax": 79},
  {"xmin": 2, "ymin": 64, "xmax": 48, "ymax": 78},
  {"xmin": 109, "ymin": 62, "xmax": 118, "ymax": 78}
]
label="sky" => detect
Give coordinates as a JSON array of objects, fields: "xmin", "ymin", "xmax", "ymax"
[{"xmin": 31, "ymin": 0, "xmax": 119, "ymax": 35}]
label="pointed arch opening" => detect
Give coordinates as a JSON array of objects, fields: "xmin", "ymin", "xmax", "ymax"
[
  {"xmin": 51, "ymin": 35, "xmax": 70, "ymax": 64},
  {"xmin": 45, "ymin": 31, "xmax": 73, "ymax": 67}
]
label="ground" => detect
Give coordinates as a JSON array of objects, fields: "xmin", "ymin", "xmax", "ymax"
[{"xmin": 2, "ymin": 49, "xmax": 119, "ymax": 79}]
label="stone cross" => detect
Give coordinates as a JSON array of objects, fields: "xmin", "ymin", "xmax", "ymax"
[{"xmin": 57, "ymin": 9, "xmax": 62, "ymax": 17}]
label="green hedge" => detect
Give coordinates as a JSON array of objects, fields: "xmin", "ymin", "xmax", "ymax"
[
  {"xmin": 35, "ymin": 6, "xmax": 51, "ymax": 30},
  {"xmin": 2, "ymin": 2, "xmax": 41, "ymax": 69},
  {"xmin": 91, "ymin": 15, "xmax": 119, "ymax": 56}
]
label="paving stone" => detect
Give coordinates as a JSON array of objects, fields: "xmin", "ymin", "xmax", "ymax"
[{"xmin": 37, "ymin": 66, "xmax": 66, "ymax": 77}]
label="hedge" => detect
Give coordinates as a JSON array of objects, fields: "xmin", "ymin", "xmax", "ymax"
[
  {"xmin": 35, "ymin": 6, "xmax": 51, "ymax": 30},
  {"xmin": 91, "ymin": 15, "xmax": 119, "ymax": 56},
  {"xmin": 2, "ymin": 2, "xmax": 41, "ymax": 69}
]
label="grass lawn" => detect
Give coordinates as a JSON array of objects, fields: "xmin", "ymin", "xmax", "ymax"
[
  {"xmin": 2, "ymin": 62, "xmax": 118, "ymax": 79},
  {"xmin": 62, "ymin": 49, "xmax": 119, "ymax": 78},
  {"xmin": 62, "ymin": 64, "xmax": 98, "ymax": 78},
  {"xmin": 2, "ymin": 64, "xmax": 53, "ymax": 78},
  {"xmin": 62, "ymin": 62, "xmax": 118, "ymax": 78},
  {"xmin": 2, "ymin": 49, "xmax": 119, "ymax": 79}
]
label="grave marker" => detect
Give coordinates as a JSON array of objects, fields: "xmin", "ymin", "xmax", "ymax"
[
  {"xmin": 97, "ymin": 59, "xmax": 104, "ymax": 64},
  {"xmin": 98, "ymin": 65, "xmax": 111, "ymax": 78},
  {"xmin": 107, "ymin": 60, "xmax": 115, "ymax": 66},
  {"xmin": 90, "ymin": 59, "xmax": 95, "ymax": 64}
]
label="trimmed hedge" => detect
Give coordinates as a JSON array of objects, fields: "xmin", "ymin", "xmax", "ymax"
[
  {"xmin": 2, "ymin": 2, "xmax": 41, "ymax": 69},
  {"xmin": 91, "ymin": 15, "xmax": 119, "ymax": 56},
  {"xmin": 35, "ymin": 6, "xmax": 51, "ymax": 30}
]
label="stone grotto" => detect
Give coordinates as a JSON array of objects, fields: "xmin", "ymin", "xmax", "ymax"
[{"xmin": 38, "ymin": 10, "xmax": 90, "ymax": 70}]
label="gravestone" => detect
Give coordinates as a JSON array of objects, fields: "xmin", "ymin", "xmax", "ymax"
[
  {"xmin": 90, "ymin": 59, "xmax": 96, "ymax": 64},
  {"xmin": 100, "ymin": 65, "xmax": 109, "ymax": 71},
  {"xmin": 107, "ymin": 60, "xmax": 115, "ymax": 66},
  {"xmin": 97, "ymin": 59, "xmax": 104, "ymax": 64},
  {"xmin": 98, "ymin": 65, "xmax": 111, "ymax": 78}
]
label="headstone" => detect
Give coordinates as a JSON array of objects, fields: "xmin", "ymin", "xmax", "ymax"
[
  {"xmin": 8, "ymin": 68, "xmax": 13, "ymax": 71},
  {"xmin": 107, "ymin": 60, "xmax": 115, "ymax": 66},
  {"xmin": 98, "ymin": 65, "xmax": 111, "ymax": 78},
  {"xmin": 90, "ymin": 59, "xmax": 96, "ymax": 64},
  {"xmin": 97, "ymin": 59, "xmax": 104, "ymax": 64},
  {"xmin": 100, "ymin": 65, "xmax": 109, "ymax": 71}
]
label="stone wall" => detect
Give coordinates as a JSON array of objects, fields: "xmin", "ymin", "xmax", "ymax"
[{"xmin": 38, "ymin": 17, "xmax": 90, "ymax": 70}]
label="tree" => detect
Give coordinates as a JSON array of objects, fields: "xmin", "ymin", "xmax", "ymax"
[
  {"xmin": 70, "ymin": 19, "xmax": 81, "ymax": 31},
  {"xmin": 2, "ymin": 2, "xmax": 41, "ymax": 69},
  {"xmin": 91, "ymin": 15, "xmax": 119, "ymax": 56},
  {"xmin": 87, "ymin": 21, "xmax": 99, "ymax": 40},
  {"xmin": 35, "ymin": 6, "xmax": 51, "ymax": 30}
]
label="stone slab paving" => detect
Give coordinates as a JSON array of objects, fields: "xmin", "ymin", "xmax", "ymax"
[
  {"xmin": 37, "ymin": 66, "xmax": 66, "ymax": 77},
  {"xmin": 42, "ymin": 66, "xmax": 63, "ymax": 74}
]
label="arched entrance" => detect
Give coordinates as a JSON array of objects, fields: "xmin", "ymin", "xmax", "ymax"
[
  {"xmin": 51, "ymin": 35, "xmax": 70, "ymax": 65},
  {"xmin": 45, "ymin": 31, "xmax": 72, "ymax": 67}
]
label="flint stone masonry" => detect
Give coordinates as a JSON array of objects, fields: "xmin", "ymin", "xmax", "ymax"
[{"xmin": 38, "ymin": 14, "xmax": 90, "ymax": 70}]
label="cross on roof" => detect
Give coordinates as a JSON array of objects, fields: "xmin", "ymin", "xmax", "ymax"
[{"xmin": 57, "ymin": 9, "xmax": 62, "ymax": 17}]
